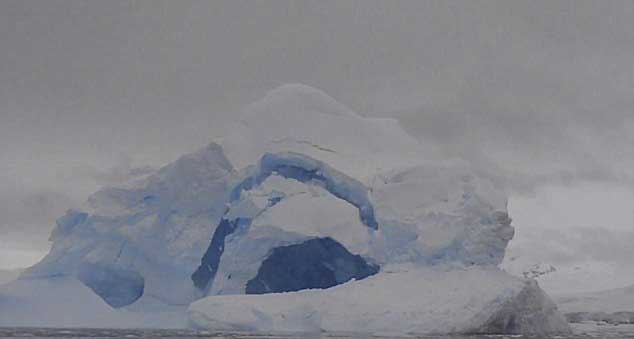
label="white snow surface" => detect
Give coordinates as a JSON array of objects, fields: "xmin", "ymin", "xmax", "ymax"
[
  {"xmin": 370, "ymin": 163, "xmax": 511, "ymax": 266},
  {"xmin": 190, "ymin": 265, "xmax": 570, "ymax": 335},
  {"xmin": 2, "ymin": 84, "xmax": 567, "ymax": 334}
]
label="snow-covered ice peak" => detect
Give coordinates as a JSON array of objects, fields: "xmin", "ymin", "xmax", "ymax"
[
  {"xmin": 152, "ymin": 142, "xmax": 234, "ymax": 184},
  {"xmin": 82, "ymin": 142, "xmax": 234, "ymax": 217},
  {"xmin": 222, "ymin": 83, "xmax": 439, "ymax": 181},
  {"xmin": 244, "ymin": 83, "xmax": 355, "ymax": 119}
]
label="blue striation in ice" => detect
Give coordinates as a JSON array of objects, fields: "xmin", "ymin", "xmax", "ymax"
[
  {"xmin": 191, "ymin": 217, "xmax": 252, "ymax": 291},
  {"xmin": 231, "ymin": 152, "xmax": 378, "ymax": 229}
]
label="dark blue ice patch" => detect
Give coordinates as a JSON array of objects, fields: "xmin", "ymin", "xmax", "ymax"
[
  {"xmin": 245, "ymin": 237, "xmax": 379, "ymax": 294},
  {"xmin": 191, "ymin": 217, "xmax": 251, "ymax": 291}
]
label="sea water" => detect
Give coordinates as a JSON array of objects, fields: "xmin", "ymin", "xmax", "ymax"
[{"xmin": 1, "ymin": 324, "xmax": 634, "ymax": 339}]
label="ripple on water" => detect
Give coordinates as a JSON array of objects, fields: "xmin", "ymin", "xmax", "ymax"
[{"xmin": 1, "ymin": 325, "xmax": 634, "ymax": 339}]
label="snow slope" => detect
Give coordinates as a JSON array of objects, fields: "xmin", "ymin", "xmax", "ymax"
[
  {"xmin": 189, "ymin": 265, "xmax": 569, "ymax": 336},
  {"xmin": 2, "ymin": 84, "xmax": 568, "ymax": 334},
  {"xmin": 556, "ymin": 284, "xmax": 634, "ymax": 314},
  {"xmin": 503, "ymin": 225, "xmax": 634, "ymax": 295},
  {"xmin": 219, "ymin": 84, "xmax": 441, "ymax": 182}
]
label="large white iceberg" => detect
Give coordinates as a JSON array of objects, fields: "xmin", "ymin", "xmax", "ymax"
[{"xmin": 1, "ymin": 84, "xmax": 570, "ymax": 335}]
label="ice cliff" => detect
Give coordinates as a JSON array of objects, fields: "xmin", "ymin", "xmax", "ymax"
[{"xmin": 0, "ymin": 84, "xmax": 570, "ymax": 335}]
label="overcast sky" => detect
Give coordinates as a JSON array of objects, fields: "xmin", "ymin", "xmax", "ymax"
[{"xmin": 2, "ymin": 0, "xmax": 634, "ymax": 270}]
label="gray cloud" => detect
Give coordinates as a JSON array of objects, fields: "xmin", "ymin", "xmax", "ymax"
[
  {"xmin": 0, "ymin": 189, "xmax": 73, "ymax": 251},
  {"xmin": 72, "ymin": 155, "xmax": 155, "ymax": 187},
  {"xmin": 0, "ymin": 154, "xmax": 156, "ymax": 257},
  {"xmin": 2, "ymin": 0, "xmax": 634, "ymax": 262},
  {"xmin": 508, "ymin": 226, "xmax": 634, "ymax": 265}
]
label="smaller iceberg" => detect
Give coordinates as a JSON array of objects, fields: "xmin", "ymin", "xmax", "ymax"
[{"xmin": 189, "ymin": 266, "xmax": 570, "ymax": 336}]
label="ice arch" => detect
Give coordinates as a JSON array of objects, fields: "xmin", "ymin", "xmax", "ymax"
[
  {"xmin": 192, "ymin": 152, "xmax": 378, "ymax": 291},
  {"xmin": 231, "ymin": 152, "xmax": 378, "ymax": 229}
]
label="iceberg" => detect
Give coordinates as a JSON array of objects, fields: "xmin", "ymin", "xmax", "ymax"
[{"xmin": 1, "ymin": 84, "xmax": 570, "ymax": 335}]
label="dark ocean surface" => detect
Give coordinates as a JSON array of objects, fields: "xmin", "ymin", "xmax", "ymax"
[{"xmin": 1, "ymin": 324, "xmax": 634, "ymax": 339}]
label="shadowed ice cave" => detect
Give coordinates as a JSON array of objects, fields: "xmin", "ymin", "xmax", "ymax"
[{"xmin": 245, "ymin": 237, "xmax": 379, "ymax": 294}]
